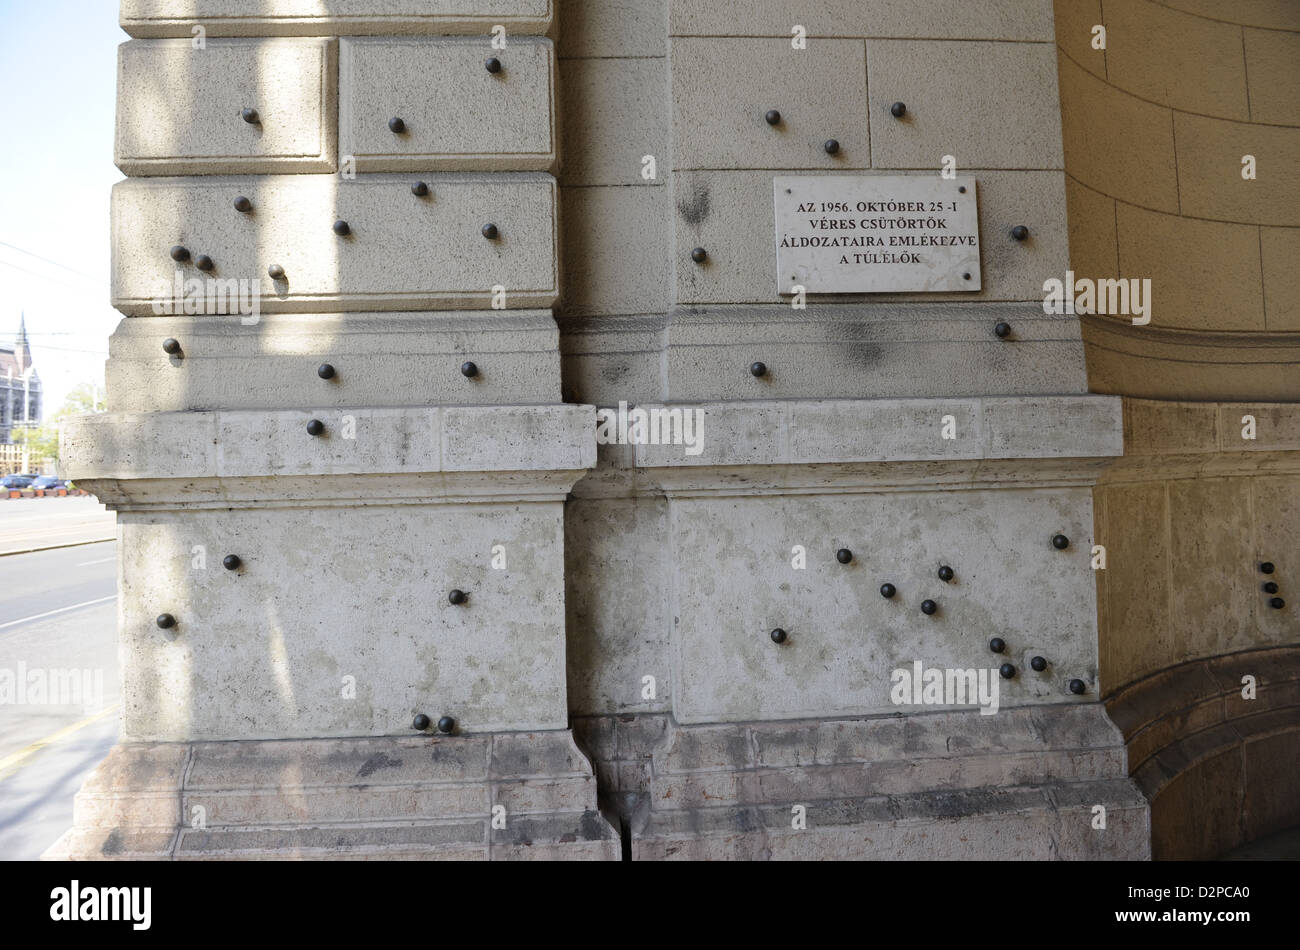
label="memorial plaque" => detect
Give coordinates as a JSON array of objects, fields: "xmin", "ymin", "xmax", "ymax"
[{"xmin": 774, "ymin": 176, "xmax": 980, "ymax": 293}]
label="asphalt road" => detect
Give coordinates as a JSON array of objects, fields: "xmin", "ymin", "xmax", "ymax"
[{"xmin": 0, "ymin": 539, "xmax": 119, "ymax": 859}]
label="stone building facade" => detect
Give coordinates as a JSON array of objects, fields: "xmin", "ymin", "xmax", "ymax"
[{"xmin": 53, "ymin": 0, "xmax": 1297, "ymax": 860}]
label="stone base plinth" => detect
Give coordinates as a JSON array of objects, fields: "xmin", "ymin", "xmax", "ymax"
[
  {"xmin": 621, "ymin": 705, "xmax": 1151, "ymax": 860},
  {"xmin": 45, "ymin": 731, "xmax": 619, "ymax": 861}
]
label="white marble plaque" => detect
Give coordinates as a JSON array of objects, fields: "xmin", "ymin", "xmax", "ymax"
[{"xmin": 774, "ymin": 176, "xmax": 980, "ymax": 293}]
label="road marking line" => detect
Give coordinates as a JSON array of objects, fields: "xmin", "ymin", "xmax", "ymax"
[
  {"xmin": 0, "ymin": 704, "xmax": 120, "ymax": 778},
  {"xmin": 0, "ymin": 595, "xmax": 116, "ymax": 630},
  {"xmin": 76, "ymin": 556, "xmax": 116, "ymax": 567}
]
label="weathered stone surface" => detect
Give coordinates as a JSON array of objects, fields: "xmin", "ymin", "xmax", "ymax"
[
  {"xmin": 671, "ymin": 38, "xmax": 867, "ymax": 171},
  {"xmin": 120, "ymin": 0, "xmax": 555, "ymax": 37},
  {"xmin": 112, "ymin": 175, "xmax": 559, "ymax": 314},
  {"xmin": 49, "ymin": 733, "xmax": 618, "ymax": 860},
  {"xmin": 105, "ymin": 312, "xmax": 561, "ymax": 411},
  {"xmin": 117, "ymin": 39, "xmax": 337, "ymax": 175},
  {"xmin": 340, "ymin": 37, "xmax": 556, "ymax": 172}
]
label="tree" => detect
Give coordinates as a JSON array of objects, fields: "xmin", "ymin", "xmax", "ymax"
[{"xmin": 11, "ymin": 422, "xmax": 58, "ymax": 468}]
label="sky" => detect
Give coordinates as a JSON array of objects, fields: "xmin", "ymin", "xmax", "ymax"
[{"xmin": 0, "ymin": 0, "xmax": 124, "ymax": 412}]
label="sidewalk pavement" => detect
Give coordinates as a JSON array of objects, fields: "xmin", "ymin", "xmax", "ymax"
[{"xmin": 0, "ymin": 497, "xmax": 116, "ymax": 556}]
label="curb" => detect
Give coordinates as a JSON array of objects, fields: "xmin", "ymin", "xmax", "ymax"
[{"xmin": 0, "ymin": 537, "xmax": 116, "ymax": 558}]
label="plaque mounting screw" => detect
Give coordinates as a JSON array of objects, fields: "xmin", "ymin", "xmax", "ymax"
[
  {"xmin": 318, "ymin": 363, "xmax": 336, "ymax": 380},
  {"xmin": 836, "ymin": 548, "xmax": 853, "ymax": 564},
  {"xmin": 437, "ymin": 716, "xmax": 455, "ymax": 734},
  {"xmin": 461, "ymin": 361, "xmax": 478, "ymax": 378},
  {"xmin": 223, "ymin": 555, "xmax": 241, "ymax": 571},
  {"xmin": 412, "ymin": 182, "xmax": 429, "ymax": 197},
  {"xmin": 162, "ymin": 338, "xmax": 182, "ymax": 356},
  {"xmin": 156, "ymin": 614, "xmax": 176, "ymax": 629},
  {"xmin": 413, "ymin": 714, "xmax": 430, "ymax": 731},
  {"xmin": 1260, "ymin": 562, "xmax": 1275, "ymax": 574},
  {"xmin": 1052, "ymin": 534, "xmax": 1070, "ymax": 550},
  {"xmin": 999, "ymin": 663, "xmax": 1016, "ymax": 679},
  {"xmin": 1068, "ymin": 679, "xmax": 1087, "ymax": 695},
  {"xmin": 333, "ymin": 220, "xmax": 351, "ymax": 236},
  {"xmin": 1030, "ymin": 656, "xmax": 1048, "ymax": 672},
  {"xmin": 938, "ymin": 565, "xmax": 954, "ymax": 582},
  {"xmin": 989, "ymin": 637, "xmax": 1006, "ymax": 653},
  {"xmin": 268, "ymin": 264, "xmax": 286, "ymax": 280},
  {"xmin": 765, "ymin": 109, "xmax": 781, "ymax": 125},
  {"xmin": 234, "ymin": 195, "xmax": 253, "ymax": 213},
  {"xmin": 691, "ymin": 247, "xmax": 707, "ymax": 263},
  {"xmin": 195, "ymin": 255, "xmax": 214, "ymax": 272},
  {"xmin": 994, "ymin": 322, "xmax": 1012, "ymax": 339},
  {"xmin": 770, "ymin": 628, "xmax": 788, "ymax": 644},
  {"xmin": 1011, "ymin": 225, "xmax": 1029, "ymax": 241},
  {"xmin": 1270, "ymin": 597, "xmax": 1286, "ymax": 609},
  {"xmin": 388, "ymin": 117, "xmax": 406, "ymax": 134},
  {"xmin": 962, "ymin": 272, "xmax": 971, "ymax": 281},
  {"xmin": 241, "ymin": 107, "xmax": 259, "ymax": 124},
  {"xmin": 170, "ymin": 245, "xmax": 190, "ymax": 263},
  {"xmin": 823, "ymin": 139, "xmax": 840, "ymax": 154},
  {"xmin": 448, "ymin": 589, "xmax": 468, "ymax": 605},
  {"xmin": 958, "ymin": 186, "xmax": 966, "ymax": 194},
  {"xmin": 306, "ymin": 419, "xmax": 325, "ymax": 436},
  {"xmin": 1263, "ymin": 582, "xmax": 1279, "ymax": 594},
  {"xmin": 880, "ymin": 583, "xmax": 896, "ymax": 599},
  {"xmin": 921, "ymin": 599, "xmax": 937, "ymax": 616},
  {"xmin": 481, "ymin": 223, "xmax": 499, "ymax": 240},
  {"xmin": 749, "ymin": 361, "xmax": 767, "ymax": 377},
  {"xmin": 485, "ymin": 56, "xmax": 502, "ymax": 74},
  {"xmin": 890, "ymin": 102, "xmax": 906, "ymax": 118}
]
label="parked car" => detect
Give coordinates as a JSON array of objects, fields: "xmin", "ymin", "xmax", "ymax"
[
  {"xmin": 32, "ymin": 475, "xmax": 67, "ymax": 491},
  {"xmin": 1, "ymin": 474, "xmax": 33, "ymax": 489}
]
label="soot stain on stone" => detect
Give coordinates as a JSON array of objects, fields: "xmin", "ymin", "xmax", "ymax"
[
  {"xmin": 357, "ymin": 752, "xmax": 402, "ymax": 778},
  {"xmin": 677, "ymin": 183, "xmax": 710, "ymax": 225}
]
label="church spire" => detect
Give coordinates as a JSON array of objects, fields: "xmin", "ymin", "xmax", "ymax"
[{"xmin": 15, "ymin": 313, "xmax": 30, "ymax": 373}]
